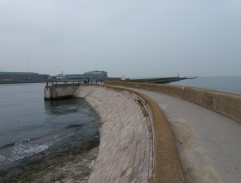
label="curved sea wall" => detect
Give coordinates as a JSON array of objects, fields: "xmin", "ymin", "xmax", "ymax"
[
  {"xmin": 75, "ymin": 85, "xmax": 184, "ymax": 183},
  {"xmin": 44, "ymin": 84, "xmax": 184, "ymax": 182},
  {"xmin": 75, "ymin": 85, "xmax": 154, "ymax": 182},
  {"xmin": 105, "ymin": 81, "xmax": 241, "ymax": 123}
]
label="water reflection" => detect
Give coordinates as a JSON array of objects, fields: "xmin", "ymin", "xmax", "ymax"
[{"xmin": 44, "ymin": 98, "xmax": 84, "ymax": 115}]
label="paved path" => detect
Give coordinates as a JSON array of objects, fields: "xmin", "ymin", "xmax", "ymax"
[
  {"xmin": 134, "ymin": 89, "xmax": 241, "ymax": 183},
  {"xmin": 76, "ymin": 86, "xmax": 154, "ymax": 183}
]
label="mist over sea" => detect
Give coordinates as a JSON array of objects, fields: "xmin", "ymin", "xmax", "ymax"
[{"xmin": 170, "ymin": 76, "xmax": 241, "ymax": 94}]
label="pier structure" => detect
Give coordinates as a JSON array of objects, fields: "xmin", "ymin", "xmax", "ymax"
[
  {"xmin": 44, "ymin": 80, "xmax": 102, "ymax": 100},
  {"xmin": 44, "ymin": 80, "xmax": 241, "ymax": 183},
  {"xmin": 126, "ymin": 76, "xmax": 188, "ymax": 84},
  {"xmin": 108, "ymin": 76, "xmax": 196, "ymax": 84}
]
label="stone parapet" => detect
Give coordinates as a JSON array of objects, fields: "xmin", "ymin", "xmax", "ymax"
[{"xmin": 105, "ymin": 81, "xmax": 241, "ymax": 123}]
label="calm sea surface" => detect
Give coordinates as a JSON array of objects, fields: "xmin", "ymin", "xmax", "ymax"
[
  {"xmin": 0, "ymin": 83, "xmax": 99, "ymax": 169},
  {"xmin": 170, "ymin": 76, "xmax": 241, "ymax": 94}
]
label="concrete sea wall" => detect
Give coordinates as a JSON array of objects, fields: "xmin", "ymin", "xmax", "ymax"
[
  {"xmin": 75, "ymin": 85, "xmax": 184, "ymax": 183},
  {"xmin": 43, "ymin": 84, "xmax": 184, "ymax": 182},
  {"xmin": 105, "ymin": 81, "xmax": 241, "ymax": 123},
  {"xmin": 75, "ymin": 86, "xmax": 154, "ymax": 182},
  {"xmin": 44, "ymin": 84, "xmax": 80, "ymax": 100}
]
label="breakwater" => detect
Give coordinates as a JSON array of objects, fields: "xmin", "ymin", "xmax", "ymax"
[
  {"xmin": 44, "ymin": 84, "xmax": 184, "ymax": 182},
  {"xmin": 105, "ymin": 81, "xmax": 241, "ymax": 123},
  {"xmin": 126, "ymin": 77, "xmax": 191, "ymax": 84},
  {"xmin": 42, "ymin": 81, "xmax": 241, "ymax": 182}
]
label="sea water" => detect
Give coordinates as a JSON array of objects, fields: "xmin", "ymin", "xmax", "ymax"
[
  {"xmin": 170, "ymin": 76, "xmax": 241, "ymax": 94},
  {"xmin": 0, "ymin": 83, "xmax": 99, "ymax": 170}
]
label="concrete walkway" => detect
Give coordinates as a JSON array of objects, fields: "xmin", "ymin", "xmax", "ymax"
[
  {"xmin": 134, "ymin": 89, "xmax": 241, "ymax": 183},
  {"xmin": 75, "ymin": 86, "xmax": 154, "ymax": 183}
]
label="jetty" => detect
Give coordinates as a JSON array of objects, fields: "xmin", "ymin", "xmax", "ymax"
[
  {"xmin": 109, "ymin": 76, "xmax": 197, "ymax": 84},
  {"xmin": 125, "ymin": 76, "xmax": 193, "ymax": 84}
]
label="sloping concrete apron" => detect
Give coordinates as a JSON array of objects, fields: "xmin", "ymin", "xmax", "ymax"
[
  {"xmin": 134, "ymin": 89, "xmax": 241, "ymax": 183},
  {"xmin": 75, "ymin": 86, "xmax": 154, "ymax": 183}
]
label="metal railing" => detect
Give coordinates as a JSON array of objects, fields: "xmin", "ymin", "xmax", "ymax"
[{"xmin": 46, "ymin": 79, "xmax": 103, "ymax": 86}]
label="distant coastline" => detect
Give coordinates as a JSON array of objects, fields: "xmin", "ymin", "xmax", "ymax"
[
  {"xmin": 0, "ymin": 72, "xmax": 49, "ymax": 84},
  {"xmin": 0, "ymin": 81, "xmax": 47, "ymax": 84}
]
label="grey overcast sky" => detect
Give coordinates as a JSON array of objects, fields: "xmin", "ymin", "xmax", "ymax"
[{"xmin": 0, "ymin": 0, "xmax": 240, "ymax": 77}]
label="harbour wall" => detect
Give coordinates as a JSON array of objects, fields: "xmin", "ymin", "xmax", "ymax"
[
  {"xmin": 43, "ymin": 84, "xmax": 184, "ymax": 182},
  {"xmin": 44, "ymin": 84, "xmax": 80, "ymax": 100},
  {"xmin": 105, "ymin": 81, "xmax": 241, "ymax": 123}
]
